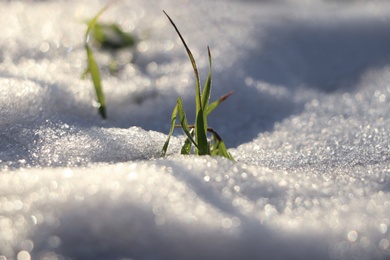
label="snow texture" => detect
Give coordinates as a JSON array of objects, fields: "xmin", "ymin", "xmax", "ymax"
[{"xmin": 1, "ymin": 0, "xmax": 390, "ymax": 259}]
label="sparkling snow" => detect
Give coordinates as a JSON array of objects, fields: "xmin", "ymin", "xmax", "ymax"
[{"xmin": 1, "ymin": 0, "xmax": 390, "ymax": 259}]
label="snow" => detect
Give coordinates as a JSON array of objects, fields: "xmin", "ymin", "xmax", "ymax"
[{"xmin": 1, "ymin": 0, "xmax": 390, "ymax": 259}]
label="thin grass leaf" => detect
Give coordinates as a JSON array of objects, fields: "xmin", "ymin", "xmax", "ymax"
[
  {"xmin": 181, "ymin": 129, "xmax": 194, "ymax": 155},
  {"xmin": 163, "ymin": 11, "xmax": 201, "ymax": 97},
  {"xmin": 208, "ymin": 128, "xmax": 234, "ymax": 160},
  {"xmin": 177, "ymin": 98, "xmax": 199, "ymax": 150},
  {"xmin": 85, "ymin": 6, "xmax": 109, "ymax": 39},
  {"xmin": 211, "ymin": 139, "xmax": 221, "ymax": 156},
  {"xmin": 195, "ymin": 111, "xmax": 209, "ymax": 155},
  {"xmin": 215, "ymin": 140, "xmax": 234, "ymax": 160},
  {"xmin": 205, "ymin": 91, "xmax": 234, "ymax": 116},
  {"xmin": 197, "ymin": 47, "xmax": 212, "ymax": 155},
  {"xmin": 85, "ymin": 6, "xmax": 109, "ymax": 119},
  {"xmin": 201, "ymin": 47, "xmax": 212, "ymax": 112},
  {"xmin": 86, "ymin": 45, "xmax": 106, "ymax": 119},
  {"xmin": 161, "ymin": 102, "xmax": 179, "ymax": 157},
  {"xmin": 195, "ymin": 88, "xmax": 208, "ymax": 154}
]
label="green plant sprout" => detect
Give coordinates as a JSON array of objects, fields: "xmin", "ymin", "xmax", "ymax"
[
  {"xmin": 83, "ymin": 6, "xmax": 137, "ymax": 119},
  {"xmin": 161, "ymin": 11, "xmax": 234, "ymax": 160},
  {"xmin": 83, "ymin": 6, "xmax": 108, "ymax": 119}
]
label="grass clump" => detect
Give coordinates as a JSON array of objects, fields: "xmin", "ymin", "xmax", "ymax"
[
  {"xmin": 83, "ymin": 6, "xmax": 137, "ymax": 119},
  {"xmin": 161, "ymin": 11, "xmax": 234, "ymax": 160}
]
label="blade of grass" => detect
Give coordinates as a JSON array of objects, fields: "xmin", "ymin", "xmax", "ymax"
[
  {"xmin": 177, "ymin": 98, "xmax": 199, "ymax": 150},
  {"xmin": 209, "ymin": 129, "xmax": 234, "ymax": 160},
  {"xmin": 195, "ymin": 111, "xmax": 209, "ymax": 155},
  {"xmin": 163, "ymin": 11, "xmax": 201, "ymax": 100},
  {"xmin": 85, "ymin": 6, "xmax": 110, "ymax": 119},
  {"xmin": 215, "ymin": 139, "xmax": 234, "ymax": 160},
  {"xmin": 201, "ymin": 47, "xmax": 212, "ymax": 112},
  {"xmin": 85, "ymin": 6, "xmax": 109, "ymax": 38},
  {"xmin": 181, "ymin": 129, "xmax": 194, "ymax": 155},
  {"xmin": 205, "ymin": 91, "xmax": 234, "ymax": 116},
  {"xmin": 161, "ymin": 102, "xmax": 179, "ymax": 157},
  {"xmin": 196, "ymin": 47, "xmax": 212, "ymax": 155},
  {"xmin": 86, "ymin": 45, "xmax": 106, "ymax": 119}
]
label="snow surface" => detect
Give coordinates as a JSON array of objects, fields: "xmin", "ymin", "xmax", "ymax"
[{"xmin": 1, "ymin": 0, "xmax": 390, "ymax": 259}]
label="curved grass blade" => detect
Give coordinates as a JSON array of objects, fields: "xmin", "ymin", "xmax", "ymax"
[
  {"xmin": 195, "ymin": 111, "xmax": 209, "ymax": 155},
  {"xmin": 85, "ymin": 6, "xmax": 109, "ymax": 119},
  {"xmin": 177, "ymin": 98, "xmax": 199, "ymax": 150},
  {"xmin": 195, "ymin": 47, "xmax": 212, "ymax": 155},
  {"xmin": 181, "ymin": 129, "xmax": 194, "ymax": 155},
  {"xmin": 163, "ymin": 11, "xmax": 201, "ymax": 99},
  {"xmin": 161, "ymin": 102, "xmax": 179, "ymax": 157},
  {"xmin": 85, "ymin": 6, "xmax": 109, "ymax": 38},
  {"xmin": 86, "ymin": 45, "xmax": 106, "ymax": 119},
  {"xmin": 214, "ymin": 139, "xmax": 234, "ymax": 160},
  {"xmin": 210, "ymin": 131, "xmax": 234, "ymax": 160},
  {"xmin": 205, "ymin": 91, "xmax": 234, "ymax": 116},
  {"xmin": 201, "ymin": 47, "xmax": 212, "ymax": 112}
]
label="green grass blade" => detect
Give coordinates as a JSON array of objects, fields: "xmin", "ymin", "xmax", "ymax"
[
  {"xmin": 163, "ymin": 12, "xmax": 203, "ymax": 121},
  {"xmin": 211, "ymin": 138, "xmax": 221, "ymax": 156},
  {"xmin": 177, "ymin": 98, "xmax": 199, "ymax": 150},
  {"xmin": 181, "ymin": 129, "xmax": 194, "ymax": 155},
  {"xmin": 163, "ymin": 11, "xmax": 201, "ymax": 101},
  {"xmin": 85, "ymin": 6, "xmax": 109, "ymax": 39},
  {"xmin": 85, "ymin": 6, "xmax": 109, "ymax": 119},
  {"xmin": 216, "ymin": 140, "xmax": 234, "ymax": 160},
  {"xmin": 86, "ymin": 45, "xmax": 106, "ymax": 119},
  {"xmin": 195, "ymin": 111, "xmax": 209, "ymax": 155},
  {"xmin": 196, "ymin": 47, "xmax": 212, "ymax": 155},
  {"xmin": 205, "ymin": 91, "xmax": 234, "ymax": 116},
  {"xmin": 201, "ymin": 47, "xmax": 212, "ymax": 112},
  {"xmin": 161, "ymin": 102, "xmax": 179, "ymax": 157},
  {"xmin": 91, "ymin": 23, "xmax": 105, "ymax": 44},
  {"xmin": 208, "ymin": 128, "xmax": 234, "ymax": 160}
]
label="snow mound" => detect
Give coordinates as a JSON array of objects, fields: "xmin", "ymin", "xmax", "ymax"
[{"xmin": 1, "ymin": 0, "xmax": 390, "ymax": 259}]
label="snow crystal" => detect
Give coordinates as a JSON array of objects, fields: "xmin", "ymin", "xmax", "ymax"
[{"xmin": 1, "ymin": 0, "xmax": 390, "ymax": 259}]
